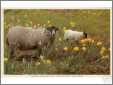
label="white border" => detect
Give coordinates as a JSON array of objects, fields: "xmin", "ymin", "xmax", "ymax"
[
  {"xmin": 1, "ymin": 1, "xmax": 112, "ymax": 9},
  {"xmin": 1, "ymin": 1, "xmax": 112, "ymax": 84}
]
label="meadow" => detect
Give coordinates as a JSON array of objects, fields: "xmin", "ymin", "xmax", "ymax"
[{"xmin": 4, "ymin": 9, "xmax": 111, "ymax": 75}]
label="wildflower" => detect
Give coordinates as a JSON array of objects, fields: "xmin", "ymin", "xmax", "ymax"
[
  {"xmin": 101, "ymin": 47, "xmax": 106, "ymax": 51},
  {"xmin": 73, "ymin": 47, "xmax": 80, "ymax": 52},
  {"xmin": 97, "ymin": 41, "xmax": 102, "ymax": 46},
  {"xmin": 63, "ymin": 27, "xmax": 66, "ymax": 30},
  {"xmin": 82, "ymin": 47, "xmax": 87, "ymax": 51},
  {"xmin": 101, "ymin": 55, "xmax": 109, "ymax": 59},
  {"xmin": 70, "ymin": 21, "xmax": 75, "ymax": 27},
  {"xmin": 25, "ymin": 23, "xmax": 29, "ymax": 27},
  {"xmin": 48, "ymin": 24, "xmax": 52, "ymax": 27},
  {"xmin": 80, "ymin": 39, "xmax": 86, "ymax": 44},
  {"xmin": 100, "ymin": 50, "xmax": 104, "ymax": 55},
  {"xmin": 58, "ymin": 38, "xmax": 62, "ymax": 41},
  {"xmin": 35, "ymin": 62, "xmax": 41, "ymax": 66},
  {"xmin": 87, "ymin": 38, "xmax": 92, "ymax": 42},
  {"xmin": 17, "ymin": 19, "xmax": 20, "ymax": 23},
  {"xmin": 41, "ymin": 59, "xmax": 46, "ymax": 63},
  {"xmin": 100, "ymin": 47, "xmax": 107, "ymax": 56},
  {"xmin": 63, "ymin": 47, "xmax": 68, "ymax": 51},
  {"xmin": 33, "ymin": 25, "xmax": 37, "ymax": 28},
  {"xmin": 4, "ymin": 58, "xmax": 8, "ymax": 62},
  {"xmin": 37, "ymin": 24, "xmax": 40, "ymax": 27},
  {"xmin": 43, "ymin": 24, "xmax": 46, "ymax": 27},
  {"xmin": 82, "ymin": 43, "xmax": 86, "ymax": 46},
  {"xmin": 80, "ymin": 39, "xmax": 88, "ymax": 44},
  {"xmin": 91, "ymin": 39, "xmax": 94, "ymax": 43},
  {"xmin": 47, "ymin": 20, "xmax": 51, "ymax": 24},
  {"xmin": 46, "ymin": 59, "xmax": 52, "ymax": 64},
  {"xmin": 30, "ymin": 21, "xmax": 33, "ymax": 25},
  {"xmin": 40, "ymin": 55, "xmax": 44, "ymax": 60},
  {"xmin": 63, "ymin": 27, "xmax": 67, "ymax": 32},
  {"xmin": 55, "ymin": 48, "xmax": 58, "ymax": 51}
]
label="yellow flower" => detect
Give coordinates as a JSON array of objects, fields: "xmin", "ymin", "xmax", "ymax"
[
  {"xmin": 101, "ymin": 47, "xmax": 106, "ymax": 51},
  {"xmin": 63, "ymin": 27, "xmax": 66, "ymax": 30},
  {"xmin": 30, "ymin": 21, "xmax": 33, "ymax": 25},
  {"xmin": 58, "ymin": 38, "xmax": 62, "ymax": 41},
  {"xmin": 25, "ymin": 23, "xmax": 29, "ymax": 27},
  {"xmin": 48, "ymin": 24, "xmax": 52, "ymax": 27},
  {"xmin": 101, "ymin": 55, "xmax": 109, "ymax": 59},
  {"xmin": 82, "ymin": 43, "xmax": 86, "ymax": 46},
  {"xmin": 63, "ymin": 27, "xmax": 67, "ymax": 32},
  {"xmin": 100, "ymin": 50, "xmax": 104, "ymax": 55},
  {"xmin": 33, "ymin": 25, "xmax": 37, "ymax": 28},
  {"xmin": 47, "ymin": 20, "xmax": 51, "ymax": 24},
  {"xmin": 87, "ymin": 38, "xmax": 92, "ymax": 42},
  {"xmin": 35, "ymin": 62, "xmax": 41, "ymax": 66},
  {"xmin": 42, "ymin": 59, "xmax": 46, "ymax": 63},
  {"xmin": 80, "ymin": 38, "xmax": 94, "ymax": 44},
  {"xmin": 97, "ymin": 42, "xmax": 102, "ymax": 46},
  {"xmin": 82, "ymin": 47, "xmax": 87, "ymax": 51},
  {"xmin": 43, "ymin": 24, "xmax": 46, "ymax": 27},
  {"xmin": 70, "ymin": 21, "xmax": 75, "ymax": 27},
  {"xmin": 40, "ymin": 55, "xmax": 44, "ymax": 60},
  {"xmin": 64, "ymin": 47, "xmax": 68, "ymax": 51},
  {"xmin": 80, "ymin": 39, "xmax": 88, "ymax": 44},
  {"xmin": 46, "ymin": 59, "xmax": 52, "ymax": 64},
  {"xmin": 73, "ymin": 47, "xmax": 80, "ymax": 52},
  {"xmin": 17, "ymin": 19, "xmax": 20, "ymax": 23},
  {"xmin": 55, "ymin": 48, "xmax": 58, "ymax": 51},
  {"xmin": 80, "ymin": 39, "xmax": 86, "ymax": 44},
  {"xmin": 100, "ymin": 47, "xmax": 107, "ymax": 56},
  {"xmin": 37, "ymin": 24, "xmax": 40, "ymax": 27},
  {"xmin": 4, "ymin": 58, "xmax": 8, "ymax": 62},
  {"xmin": 91, "ymin": 39, "xmax": 94, "ymax": 43}
]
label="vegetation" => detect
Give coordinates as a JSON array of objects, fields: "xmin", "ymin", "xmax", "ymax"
[{"xmin": 4, "ymin": 9, "xmax": 110, "ymax": 75}]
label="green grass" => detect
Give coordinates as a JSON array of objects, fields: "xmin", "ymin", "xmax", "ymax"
[{"xmin": 4, "ymin": 9, "xmax": 110, "ymax": 75}]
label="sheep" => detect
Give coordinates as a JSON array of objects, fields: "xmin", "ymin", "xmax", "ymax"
[
  {"xmin": 7, "ymin": 25, "xmax": 59, "ymax": 60},
  {"xmin": 64, "ymin": 29, "xmax": 87, "ymax": 42}
]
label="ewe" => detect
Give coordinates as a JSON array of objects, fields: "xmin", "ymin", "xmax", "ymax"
[{"xmin": 7, "ymin": 26, "xmax": 59, "ymax": 60}]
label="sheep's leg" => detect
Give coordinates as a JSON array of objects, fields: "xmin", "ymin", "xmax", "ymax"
[
  {"xmin": 38, "ymin": 48, "xmax": 42, "ymax": 57},
  {"xmin": 8, "ymin": 46, "xmax": 15, "ymax": 60}
]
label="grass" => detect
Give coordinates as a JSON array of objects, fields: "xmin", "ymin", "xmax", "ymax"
[{"xmin": 4, "ymin": 9, "xmax": 110, "ymax": 75}]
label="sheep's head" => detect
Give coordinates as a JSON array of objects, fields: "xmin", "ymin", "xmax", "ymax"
[
  {"xmin": 46, "ymin": 26, "xmax": 59, "ymax": 44},
  {"xmin": 47, "ymin": 26, "xmax": 59, "ymax": 37}
]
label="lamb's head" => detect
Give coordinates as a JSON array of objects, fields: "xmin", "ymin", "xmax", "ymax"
[
  {"xmin": 83, "ymin": 32, "xmax": 87, "ymax": 39},
  {"xmin": 47, "ymin": 26, "xmax": 59, "ymax": 37}
]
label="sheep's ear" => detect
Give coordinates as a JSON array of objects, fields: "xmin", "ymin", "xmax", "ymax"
[
  {"xmin": 51, "ymin": 26, "xmax": 59, "ymax": 31},
  {"xmin": 55, "ymin": 27, "xmax": 59, "ymax": 31},
  {"xmin": 46, "ymin": 27, "xmax": 52, "ymax": 32},
  {"xmin": 47, "ymin": 26, "xmax": 59, "ymax": 32}
]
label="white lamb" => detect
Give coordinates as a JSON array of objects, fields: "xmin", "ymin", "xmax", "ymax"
[{"xmin": 64, "ymin": 30, "xmax": 87, "ymax": 41}]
